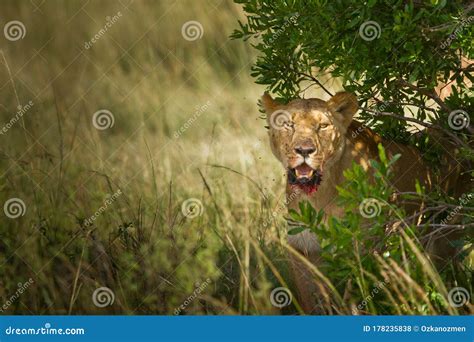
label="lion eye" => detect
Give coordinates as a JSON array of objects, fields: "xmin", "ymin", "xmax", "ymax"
[{"xmin": 319, "ymin": 123, "xmax": 330, "ymax": 130}]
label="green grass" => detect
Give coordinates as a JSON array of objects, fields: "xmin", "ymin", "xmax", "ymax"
[
  {"xmin": 0, "ymin": 0, "xmax": 472, "ymax": 315},
  {"xmin": 0, "ymin": 0, "xmax": 293, "ymax": 315}
]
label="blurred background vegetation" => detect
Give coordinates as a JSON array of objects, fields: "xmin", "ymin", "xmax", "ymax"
[
  {"xmin": 0, "ymin": 0, "xmax": 472, "ymax": 315},
  {"xmin": 0, "ymin": 0, "xmax": 293, "ymax": 314}
]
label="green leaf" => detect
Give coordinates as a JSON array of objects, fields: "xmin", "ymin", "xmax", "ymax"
[{"xmin": 287, "ymin": 227, "xmax": 307, "ymax": 235}]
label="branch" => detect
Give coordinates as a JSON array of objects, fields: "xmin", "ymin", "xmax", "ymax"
[
  {"xmin": 299, "ymin": 72, "xmax": 334, "ymax": 97},
  {"xmin": 397, "ymin": 79, "xmax": 451, "ymax": 113},
  {"xmin": 362, "ymin": 108, "xmax": 470, "ymax": 149},
  {"xmin": 422, "ymin": 223, "xmax": 474, "ymax": 228},
  {"xmin": 420, "ymin": 223, "xmax": 473, "ymax": 242},
  {"xmin": 393, "ymin": 102, "xmax": 438, "ymax": 114}
]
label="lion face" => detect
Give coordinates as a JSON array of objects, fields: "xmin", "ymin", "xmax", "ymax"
[{"xmin": 262, "ymin": 92, "xmax": 358, "ymax": 194}]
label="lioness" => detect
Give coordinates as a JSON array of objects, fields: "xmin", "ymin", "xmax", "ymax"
[{"xmin": 262, "ymin": 92, "xmax": 464, "ymax": 314}]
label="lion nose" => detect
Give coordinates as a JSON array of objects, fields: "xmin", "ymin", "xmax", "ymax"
[{"xmin": 294, "ymin": 145, "xmax": 316, "ymax": 158}]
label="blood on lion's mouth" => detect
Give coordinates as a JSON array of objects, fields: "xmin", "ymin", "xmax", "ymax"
[{"xmin": 288, "ymin": 163, "xmax": 322, "ymax": 195}]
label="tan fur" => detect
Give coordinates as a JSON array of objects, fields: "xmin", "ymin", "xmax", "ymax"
[{"xmin": 262, "ymin": 92, "xmax": 463, "ymax": 313}]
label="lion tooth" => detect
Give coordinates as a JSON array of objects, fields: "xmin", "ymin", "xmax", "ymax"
[
  {"xmin": 307, "ymin": 170, "xmax": 314, "ymax": 177},
  {"xmin": 295, "ymin": 169, "xmax": 300, "ymax": 177}
]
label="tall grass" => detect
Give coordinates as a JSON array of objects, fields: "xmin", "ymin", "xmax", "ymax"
[
  {"xmin": 0, "ymin": 0, "xmax": 471, "ymax": 315},
  {"xmin": 0, "ymin": 0, "xmax": 293, "ymax": 314}
]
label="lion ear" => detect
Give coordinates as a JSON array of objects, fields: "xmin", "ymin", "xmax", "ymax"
[
  {"xmin": 261, "ymin": 92, "xmax": 279, "ymax": 114},
  {"xmin": 327, "ymin": 92, "xmax": 358, "ymax": 127}
]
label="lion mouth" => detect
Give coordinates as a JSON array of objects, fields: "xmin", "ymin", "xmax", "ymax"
[{"xmin": 288, "ymin": 163, "xmax": 322, "ymax": 194}]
